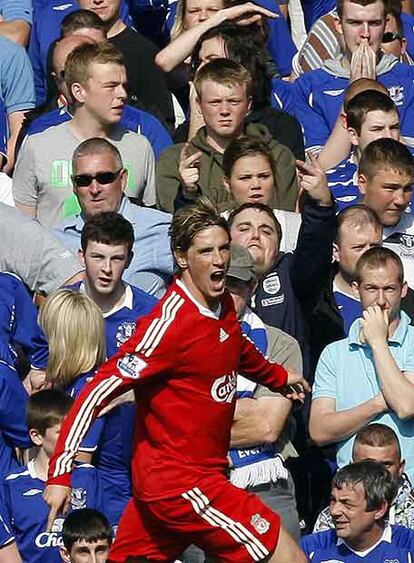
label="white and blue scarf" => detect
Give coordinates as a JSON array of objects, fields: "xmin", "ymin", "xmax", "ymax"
[{"xmin": 229, "ymin": 308, "xmax": 288, "ymax": 489}]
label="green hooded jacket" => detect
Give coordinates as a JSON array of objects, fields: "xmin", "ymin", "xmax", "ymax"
[{"xmin": 156, "ymin": 123, "xmax": 299, "ymax": 213}]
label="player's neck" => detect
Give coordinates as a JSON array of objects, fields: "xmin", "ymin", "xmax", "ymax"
[
  {"xmin": 33, "ymin": 450, "xmax": 50, "ymax": 482},
  {"xmin": 85, "ymin": 280, "xmax": 126, "ymax": 314},
  {"xmin": 70, "ymin": 111, "xmax": 113, "ymax": 140},
  {"xmin": 345, "ymin": 522, "xmax": 385, "ymax": 552},
  {"xmin": 179, "ymin": 274, "xmax": 221, "ymax": 312},
  {"xmin": 334, "ymin": 271, "xmax": 356, "ymax": 298}
]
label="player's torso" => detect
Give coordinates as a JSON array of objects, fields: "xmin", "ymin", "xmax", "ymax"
[{"xmin": 133, "ymin": 290, "xmax": 244, "ymax": 500}]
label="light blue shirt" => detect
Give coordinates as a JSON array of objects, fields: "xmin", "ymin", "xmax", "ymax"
[
  {"xmin": 0, "ymin": 36, "xmax": 35, "ymax": 114},
  {"xmin": 55, "ymin": 196, "xmax": 174, "ymax": 297},
  {"xmin": 0, "ymin": 0, "xmax": 32, "ymax": 24},
  {"xmin": 313, "ymin": 311, "xmax": 414, "ymax": 482}
]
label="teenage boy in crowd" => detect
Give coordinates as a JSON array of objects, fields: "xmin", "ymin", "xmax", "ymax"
[
  {"xmin": 156, "ymin": 59, "xmax": 298, "ymax": 214},
  {"xmin": 26, "ymin": 24, "xmax": 172, "ymax": 161},
  {"xmin": 4, "ymin": 390, "xmax": 101, "ymax": 563},
  {"xmin": 326, "ymin": 89, "xmax": 401, "ymax": 211},
  {"xmin": 60, "ymin": 508, "xmax": 112, "ymax": 563},
  {"xmin": 73, "ymin": 212, "xmax": 158, "ymax": 357}
]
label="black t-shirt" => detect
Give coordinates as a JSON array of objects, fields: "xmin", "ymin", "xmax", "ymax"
[{"xmin": 110, "ymin": 26, "xmax": 174, "ymax": 130}]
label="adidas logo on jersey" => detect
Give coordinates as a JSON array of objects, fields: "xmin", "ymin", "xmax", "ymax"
[
  {"xmin": 219, "ymin": 328, "xmax": 229, "ymax": 343},
  {"xmin": 23, "ymin": 488, "xmax": 42, "ymax": 496}
]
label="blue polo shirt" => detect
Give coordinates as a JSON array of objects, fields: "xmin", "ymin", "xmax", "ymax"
[
  {"xmin": 326, "ymin": 153, "xmax": 360, "ymax": 212},
  {"xmin": 0, "ymin": 0, "xmax": 32, "ymax": 24},
  {"xmin": 301, "ymin": 525, "xmax": 414, "ymax": 562},
  {"xmin": 313, "ymin": 311, "xmax": 414, "ymax": 482},
  {"xmin": 55, "ymin": 196, "xmax": 173, "ymax": 297}
]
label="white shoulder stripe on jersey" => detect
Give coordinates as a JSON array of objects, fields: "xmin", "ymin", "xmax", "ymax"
[
  {"xmin": 182, "ymin": 487, "xmax": 269, "ymax": 561},
  {"xmin": 59, "ymin": 376, "xmax": 123, "ymax": 476},
  {"xmin": 135, "ymin": 291, "xmax": 184, "ymax": 357},
  {"xmin": 144, "ymin": 296, "xmax": 184, "ymax": 357},
  {"xmin": 135, "ymin": 292, "xmax": 181, "ymax": 354},
  {"xmin": 53, "ymin": 376, "xmax": 123, "ymax": 478}
]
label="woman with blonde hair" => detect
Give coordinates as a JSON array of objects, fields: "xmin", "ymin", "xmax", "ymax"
[
  {"xmin": 39, "ymin": 289, "xmax": 106, "ymax": 390},
  {"xmin": 39, "ymin": 289, "xmax": 135, "ymax": 528}
]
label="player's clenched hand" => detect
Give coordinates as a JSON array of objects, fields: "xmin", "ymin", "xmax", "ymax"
[
  {"xmin": 43, "ymin": 485, "xmax": 71, "ymax": 532},
  {"xmin": 179, "ymin": 143, "xmax": 202, "ymax": 199},
  {"xmin": 296, "ymin": 154, "xmax": 332, "ymax": 207}
]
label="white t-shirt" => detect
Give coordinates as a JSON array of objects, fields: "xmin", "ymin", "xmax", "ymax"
[
  {"xmin": 0, "ymin": 173, "xmax": 13, "ymax": 207},
  {"xmin": 384, "ymin": 213, "xmax": 414, "ymax": 288}
]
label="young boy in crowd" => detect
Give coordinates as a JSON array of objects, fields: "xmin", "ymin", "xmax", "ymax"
[
  {"xmin": 60, "ymin": 508, "xmax": 112, "ymax": 563},
  {"xmin": 3, "ymin": 390, "xmax": 102, "ymax": 563},
  {"xmin": 75, "ymin": 211, "xmax": 158, "ymax": 358}
]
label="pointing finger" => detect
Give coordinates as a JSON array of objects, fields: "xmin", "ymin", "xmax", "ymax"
[{"xmin": 46, "ymin": 506, "xmax": 58, "ymax": 533}]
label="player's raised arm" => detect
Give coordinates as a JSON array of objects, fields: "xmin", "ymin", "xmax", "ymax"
[{"xmin": 44, "ymin": 300, "xmax": 175, "ymax": 525}]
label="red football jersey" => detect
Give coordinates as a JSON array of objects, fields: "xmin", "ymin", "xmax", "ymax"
[{"xmin": 48, "ymin": 279, "xmax": 288, "ymax": 501}]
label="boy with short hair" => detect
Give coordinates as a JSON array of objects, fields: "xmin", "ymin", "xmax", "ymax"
[
  {"xmin": 76, "ymin": 211, "xmax": 158, "ymax": 358},
  {"xmin": 326, "ymin": 88, "xmax": 401, "ymax": 211},
  {"xmin": 4, "ymin": 390, "xmax": 102, "ymax": 563},
  {"xmin": 60, "ymin": 508, "xmax": 112, "ymax": 563}
]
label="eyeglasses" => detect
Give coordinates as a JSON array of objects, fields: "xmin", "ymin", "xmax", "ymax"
[
  {"xmin": 382, "ymin": 31, "xmax": 403, "ymax": 44},
  {"xmin": 72, "ymin": 169, "xmax": 123, "ymax": 188}
]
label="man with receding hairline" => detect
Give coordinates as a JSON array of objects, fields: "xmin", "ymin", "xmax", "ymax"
[
  {"xmin": 310, "ymin": 246, "xmax": 414, "ymax": 483},
  {"xmin": 55, "ymin": 137, "xmax": 173, "ymax": 297},
  {"xmin": 314, "ymin": 423, "xmax": 414, "ymax": 531},
  {"xmin": 293, "ymin": 0, "xmax": 414, "ymax": 155}
]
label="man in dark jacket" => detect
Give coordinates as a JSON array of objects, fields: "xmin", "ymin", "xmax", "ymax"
[{"xmin": 228, "ymin": 155, "xmax": 336, "ymax": 381}]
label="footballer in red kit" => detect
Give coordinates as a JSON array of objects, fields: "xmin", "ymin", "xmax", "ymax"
[{"xmin": 44, "ymin": 198, "xmax": 308, "ymax": 562}]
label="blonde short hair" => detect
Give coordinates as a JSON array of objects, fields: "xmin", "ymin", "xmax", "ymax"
[
  {"xmin": 39, "ymin": 289, "xmax": 106, "ymax": 387},
  {"xmin": 64, "ymin": 42, "xmax": 124, "ymax": 95}
]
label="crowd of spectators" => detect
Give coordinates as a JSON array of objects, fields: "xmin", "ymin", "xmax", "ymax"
[{"xmin": 2, "ymin": 0, "xmax": 414, "ymax": 561}]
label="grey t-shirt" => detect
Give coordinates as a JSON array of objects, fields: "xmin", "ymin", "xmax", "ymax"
[
  {"xmin": 13, "ymin": 121, "xmax": 156, "ymax": 227},
  {"xmin": 0, "ymin": 203, "xmax": 83, "ymax": 294}
]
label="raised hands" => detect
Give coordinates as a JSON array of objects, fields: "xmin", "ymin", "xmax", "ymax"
[
  {"xmin": 350, "ymin": 39, "xmax": 377, "ymax": 82},
  {"xmin": 296, "ymin": 153, "xmax": 332, "ymax": 207},
  {"xmin": 219, "ymin": 2, "xmax": 278, "ymax": 26}
]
